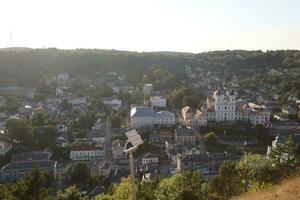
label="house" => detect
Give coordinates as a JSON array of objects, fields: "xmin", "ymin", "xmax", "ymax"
[
  {"xmin": 143, "ymin": 84, "xmax": 153, "ymax": 95},
  {"xmin": 93, "ymin": 118, "xmax": 105, "ymax": 131},
  {"xmin": 0, "ymin": 152, "xmax": 57, "ymax": 182},
  {"xmin": 99, "ymin": 162, "xmax": 112, "ymax": 178},
  {"xmin": 150, "ymin": 96, "xmax": 166, "ymax": 108},
  {"xmin": 56, "ymin": 135, "xmax": 68, "ymax": 147},
  {"xmin": 112, "ymin": 139, "xmax": 126, "ymax": 159},
  {"xmin": 270, "ymin": 120, "xmax": 300, "ymax": 131},
  {"xmin": 57, "ymin": 124, "xmax": 68, "ymax": 133},
  {"xmin": 102, "ymin": 97, "xmax": 122, "ymax": 111},
  {"xmin": 0, "ymin": 132, "xmax": 12, "ymax": 156},
  {"xmin": 142, "ymin": 153, "xmax": 158, "ymax": 165},
  {"xmin": 149, "ymin": 133, "xmax": 160, "ymax": 143},
  {"xmin": 177, "ymin": 153, "xmax": 210, "ymax": 172},
  {"xmin": 292, "ymin": 134, "xmax": 300, "ymax": 153},
  {"xmin": 175, "ymin": 127, "xmax": 196, "ymax": 145},
  {"xmin": 0, "ymin": 96, "xmax": 6, "ymax": 108},
  {"xmin": 57, "ymin": 73, "xmax": 70, "ymax": 82},
  {"xmin": 130, "ymin": 106, "xmax": 176, "ymax": 128},
  {"xmin": 282, "ymin": 106, "xmax": 298, "ymax": 115},
  {"xmin": 70, "ymin": 146, "xmax": 104, "ymax": 161},
  {"xmin": 159, "ymin": 131, "xmax": 174, "ymax": 142}
]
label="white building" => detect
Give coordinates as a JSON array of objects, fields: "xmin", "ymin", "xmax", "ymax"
[
  {"xmin": 143, "ymin": 84, "xmax": 153, "ymax": 95},
  {"xmin": 130, "ymin": 106, "xmax": 176, "ymax": 128},
  {"xmin": 102, "ymin": 97, "xmax": 122, "ymax": 111},
  {"xmin": 150, "ymin": 96, "xmax": 167, "ymax": 108},
  {"xmin": 182, "ymin": 89, "xmax": 270, "ymax": 127},
  {"xmin": 142, "ymin": 153, "xmax": 158, "ymax": 165},
  {"xmin": 70, "ymin": 146, "xmax": 104, "ymax": 161}
]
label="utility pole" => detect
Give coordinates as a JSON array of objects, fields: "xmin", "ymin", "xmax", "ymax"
[{"xmin": 129, "ymin": 151, "xmax": 136, "ymax": 200}]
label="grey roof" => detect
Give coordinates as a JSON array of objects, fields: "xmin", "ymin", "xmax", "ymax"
[
  {"xmin": 143, "ymin": 153, "xmax": 157, "ymax": 159},
  {"xmin": 2, "ymin": 160, "xmax": 56, "ymax": 170},
  {"xmin": 182, "ymin": 154, "xmax": 210, "ymax": 162},
  {"xmin": 86, "ymin": 130, "xmax": 106, "ymax": 138},
  {"xmin": 102, "ymin": 97, "xmax": 119, "ymax": 101},
  {"xmin": 175, "ymin": 127, "xmax": 195, "ymax": 137},
  {"xmin": 156, "ymin": 111, "xmax": 175, "ymax": 117},
  {"xmin": 11, "ymin": 152, "xmax": 51, "ymax": 162},
  {"xmin": 131, "ymin": 107, "xmax": 155, "ymax": 117}
]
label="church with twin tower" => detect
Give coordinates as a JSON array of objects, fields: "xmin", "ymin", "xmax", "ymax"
[{"xmin": 182, "ymin": 88, "xmax": 270, "ymax": 127}]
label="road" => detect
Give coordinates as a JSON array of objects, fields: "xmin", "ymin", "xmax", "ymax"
[{"xmin": 104, "ymin": 120, "xmax": 112, "ymax": 162}]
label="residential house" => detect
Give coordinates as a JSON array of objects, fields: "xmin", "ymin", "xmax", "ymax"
[
  {"xmin": 57, "ymin": 124, "xmax": 68, "ymax": 133},
  {"xmin": 102, "ymin": 97, "xmax": 122, "ymax": 111},
  {"xmin": 0, "ymin": 132, "xmax": 12, "ymax": 156},
  {"xmin": 142, "ymin": 153, "xmax": 158, "ymax": 165},
  {"xmin": 99, "ymin": 162, "xmax": 112, "ymax": 178},
  {"xmin": 159, "ymin": 131, "xmax": 174, "ymax": 142},
  {"xmin": 175, "ymin": 127, "xmax": 196, "ymax": 145},
  {"xmin": 150, "ymin": 96, "xmax": 166, "ymax": 108},
  {"xmin": 292, "ymin": 134, "xmax": 300, "ymax": 153},
  {"xmin": 0, "ymin": 152, "xmax": 57, "ymax": 182},
  {"xmin": 112, "ymin": 139, "xmax": 126, "ymax": 159},
  {"xmin": 143, "ymin": 84, "xmax": 153, "ymax": 95},
  {"xmin": 93, "ymin": 118, "xmax": 105, "ymax": 131},
  {"xmin": 70, "ymin": 146, "xmax": 104, "ymax": 161}
]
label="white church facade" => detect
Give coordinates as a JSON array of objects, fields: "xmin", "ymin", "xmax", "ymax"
[{"xmin": 182, "ymin": 89, "xmax": 270, "ymax": 127}]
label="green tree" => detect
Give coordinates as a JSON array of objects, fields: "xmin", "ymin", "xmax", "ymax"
[
  {"xmin": 31, "ymin": 111, "xmax": 46, "ymax": 126},
  {"xmin": 267, "ymin": 136, "xmax": 297, "ymax": 175},
  {"xmin": 236, "ymin": 153, "xmax": 280, "ymax": 190},
  {"xmin": 57, "ymin": 185, "xmax": 86, "ymax": 200},
  {"xmin": 33, "ymin": 125, "xmax": 57, "ymax": 149},
  {"xmin": 183, "ymin": 95, "xmax": 198, "ymax": 108},
  {"xmin": 5, "ymin": 96, "xmax": 19, "ymax": 113},
  {"xmin": 204, "ymin": 132, "xmax": 218, "ymax": 146},
  {"xmin": 5, "ymin": 118, "xmax": 33, "ymax": 146},
  {"xmin": 60, "ymin": 99, "xmax": 73, "ymax": 112},
  {"xmin": 71, "ymin": 163, "xmax": 91, "ymax": 186},
  {"xmin": 0, "ymin": 168, "xmax": 53, "ymax": 200},
  {"xmin": 155, "ymin": 171, "xmax": 205, "ymax": 200},
  {"xmin": 209, "ymin": 161, "xmax": 243, "ymax": 199},
  {"xmin": 108, "ymin": 116, "xmax": 122, "ymax": 128}
]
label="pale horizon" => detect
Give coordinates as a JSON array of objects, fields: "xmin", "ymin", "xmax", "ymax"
[{"xmin": 1, "ymin": 0, "xmax": 300, "ymax": 53}]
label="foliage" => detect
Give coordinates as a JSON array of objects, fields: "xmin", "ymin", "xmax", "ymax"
[
  {"xmin": 268, "ymin": 136, "xmax": 297, "ymax": 175},
  {"xmin": 0, "ymin": 168, "xmax": 53, "ymax": 200},
  {"xmin": 209, "ymin": 161, "xmax": 243, "ymax": 200},
  {"xmin": 71, "ymin": 163, "xmax": 91, "ymax": 186},
  {"xmin": 56, "ymin": 185, "xmax": 86, "ymax": 200},
  {"xmin": 33, "ymin": 125, "xmax": 57, "ymax": 149},
  {"xmin": 183, "ymin": 95, "xmax": 198, "ymax": 108},
  {"xmin": 5, "ymin": 117, "xmax": 33, "ymax": 146},
  {"xmin": 60, "ymin": 99, "xmax": 73, "ymax": 112},
  {"xmin": 108, "ymin": 115, "xmax": 122, "ymax": 128},
  {"xmin": 204, "ymin": 132, "xmax": 218, "ymax": 146}
]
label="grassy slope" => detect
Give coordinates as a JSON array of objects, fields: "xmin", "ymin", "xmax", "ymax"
[{"xmin": 231, "ymin": 176, "xmax": 300, "ymax": 200}]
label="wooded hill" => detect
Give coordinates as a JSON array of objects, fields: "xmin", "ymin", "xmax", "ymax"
[{"xmin": 0, "ymin": 48, "xmax": 299, "ymax": 87}]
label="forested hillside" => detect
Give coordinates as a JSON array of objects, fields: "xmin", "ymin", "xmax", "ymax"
[{"xmin": 0, "ymin": 48, "xmax": 299, "ymax": 87}]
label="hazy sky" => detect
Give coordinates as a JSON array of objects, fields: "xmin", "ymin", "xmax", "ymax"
[{"xmin": 1, "ymin": 0, "xmax": 300, "ymax": 52}]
